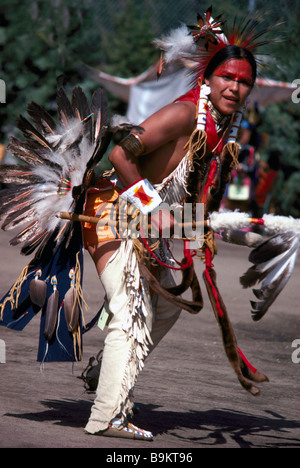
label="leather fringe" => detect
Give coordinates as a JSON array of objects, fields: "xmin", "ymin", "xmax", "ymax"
[{"xmin": 187, "ymin": 129, "xmax": 207, "ymax": 168}]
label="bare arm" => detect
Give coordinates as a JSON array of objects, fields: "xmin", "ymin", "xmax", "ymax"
[{"xmin": 109, "ymin": 101, "xmax": 196, "ymax": 187}]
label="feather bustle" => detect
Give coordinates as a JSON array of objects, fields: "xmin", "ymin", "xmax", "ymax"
[{"xmin": 26, "ymin": 101, "xmax": 56, "ymax": 136}]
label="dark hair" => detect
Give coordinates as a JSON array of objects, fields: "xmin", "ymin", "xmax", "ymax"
[{"xmin": 204, "ymin": 45, "xmax": 257, "ymax": 84}]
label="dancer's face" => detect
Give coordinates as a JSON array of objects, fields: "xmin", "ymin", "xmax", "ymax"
[{"xmin": 205, "ymin": 58, "xmax": 254, "ymax": 115}]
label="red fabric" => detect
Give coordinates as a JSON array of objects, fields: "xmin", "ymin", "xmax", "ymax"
[
  {"xmin": 140, "ymin": 228, "xmax": 196, "ymax": 271},
  {"xmin": 177, "ymin": 86, "xmax": 226, "ymax": 155},
  {"xmin": 204, "ymin": 248, "xmax": 224, "ymax": 318},
  {"xmin": 119, "ymin": 178, "xmax": 143, "ymax": 195},
  {"xmin": 254, "ymin": 169, "xmax": 278, "ymax": 206},
  {"xmin": 177, "ymin": 86, "xmax": 200, "ymax": 106}
]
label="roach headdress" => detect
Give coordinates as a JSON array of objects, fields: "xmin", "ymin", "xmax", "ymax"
[
  {"xmin": 154, "ymin": 5, "xmax": 272, "ymax": 83},
  {"xmin": 154, "ymin": 6, "xmax": 272, "ymax": 165}
]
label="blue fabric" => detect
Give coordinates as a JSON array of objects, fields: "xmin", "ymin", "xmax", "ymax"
[{"xmin": 0, "ymin": 223, "xmax": 85, "ymax": 362}]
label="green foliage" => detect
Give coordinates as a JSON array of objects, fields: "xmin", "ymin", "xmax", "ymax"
[
  {"xmin": 0, "ymin": 0, "xmax": 103, "ymax": 138},
  {"xmin": 100, "ymin": 0, "xmax": 157, "ymax": 78}
]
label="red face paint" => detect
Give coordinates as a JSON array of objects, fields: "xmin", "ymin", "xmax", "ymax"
[
  {"xmin": 213, "ymin": 58, "xmax": 254, "ymax": 87},
  {"xmin": 205, "ymin": 58, "xmax": 254, "ymax": 116}
]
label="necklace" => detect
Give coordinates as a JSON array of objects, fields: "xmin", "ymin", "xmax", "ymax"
[{"xmin": 208, "ymin": 100, "xmax": 232, "ymax": 132}]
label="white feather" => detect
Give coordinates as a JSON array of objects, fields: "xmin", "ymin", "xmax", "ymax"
[
  {"xmin": 29, "ymin": 132, "xmax": 94, "ymax": 233},
  {"xmin": 153, "ymin": 24, "xmax": 196, "ymax": 64},
  {"xmin": 209, "ymin": 210, "xmax": 251, "ymax": 231},
  {"xmin": 263, "ymin": 213, "xmax": 300, "ymax": 235},
  {"xmin": 261, "ymin": 245, "xmax": 298, "ymax": 290},
  {"xmin": 45, "ymin": 118, "xmax": 83, "ymax": 151}
]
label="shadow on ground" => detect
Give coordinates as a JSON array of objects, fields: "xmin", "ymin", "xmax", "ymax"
[{"xmin": 5, "ymin": 399, "xmax": 300, "ymax": 448}]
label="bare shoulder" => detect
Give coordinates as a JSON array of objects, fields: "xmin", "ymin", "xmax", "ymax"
[
  {"xmin": 158, "ymin": 100, "xmax": 196, "ymax": 127},
  {"xmin": 143, "ymin": 100, "xmax": 196, "ymax": 139}
]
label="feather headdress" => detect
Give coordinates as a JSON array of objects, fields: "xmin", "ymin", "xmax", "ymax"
[
  {"xmin": 155, "ymin": 5, "xmax": 274, "ymax": 84},
  {"xmin": 154, "ymin": 6, "xmax": 275, "ymax": 176}
]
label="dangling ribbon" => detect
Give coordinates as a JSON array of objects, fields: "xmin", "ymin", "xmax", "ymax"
[{"xmin": 140, "ymin": 226, "xmax": 197, "ymax": 271}]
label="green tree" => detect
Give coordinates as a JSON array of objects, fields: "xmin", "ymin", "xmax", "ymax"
[
  {"xmin": 100, "ymin": 0, "xmax": 157, "ymax": 78},
  {"xmin": 0, "ymin": 0, "xmax": 103, "ymax": 140}
]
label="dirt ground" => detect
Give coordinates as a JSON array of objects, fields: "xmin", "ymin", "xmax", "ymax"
[{"xmin": 0, "ymin": 229, "xmax": 299, "ymax": 450}]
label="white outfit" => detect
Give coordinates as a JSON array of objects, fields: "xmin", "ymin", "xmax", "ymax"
[{"xmin": 85, "ymin": 155, "xmax": 190, "ymax": 434}]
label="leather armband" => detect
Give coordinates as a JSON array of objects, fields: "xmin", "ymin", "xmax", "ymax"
[
  {"xmin": 119, "ymin": 133, "xmax": 145, "ymax": 158},
  {"xmin": 119, "ymin": 178, "xmax": 162, "ymax": 214}
]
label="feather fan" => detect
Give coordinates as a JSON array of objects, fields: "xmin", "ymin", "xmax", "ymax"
[
  {"xmin": 0, "ymin": 86, "xmax": 140, "ymax": 256},
  {"xmin": 240, "ymin": 230, "xmax": 300, "ymax": 321}
]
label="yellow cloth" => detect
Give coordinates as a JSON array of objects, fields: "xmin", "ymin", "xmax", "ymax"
[{"xmin": 82, "ymin": 179, "xmax": 120, "ymax": 247}]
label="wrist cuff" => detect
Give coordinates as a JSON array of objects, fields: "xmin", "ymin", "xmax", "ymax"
[{"xmin": 119, "ymin": 178, "xmax": 162, "ymax": 214}]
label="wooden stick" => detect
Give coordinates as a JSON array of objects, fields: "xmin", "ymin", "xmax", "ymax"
[
  {"xmin": 57, "ymin": 211, "xmax": 208, "ymax": 230},
  {"xmin": 57, "ymin": 211, "xmax": 265, "ymax": 231}
]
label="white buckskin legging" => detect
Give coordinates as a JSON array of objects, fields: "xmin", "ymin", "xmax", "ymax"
[{"xmin": 84, "ymin": 240, "xmax": 181, "ymax": 434}]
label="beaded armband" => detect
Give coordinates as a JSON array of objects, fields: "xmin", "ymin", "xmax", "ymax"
[
  {"xmin": 119, "ymin": 133, "xmax": 145, "ymax": 158},
  {"xmin": 119, "ymin": 178, "xmax": 162, "ymax": 214}
]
